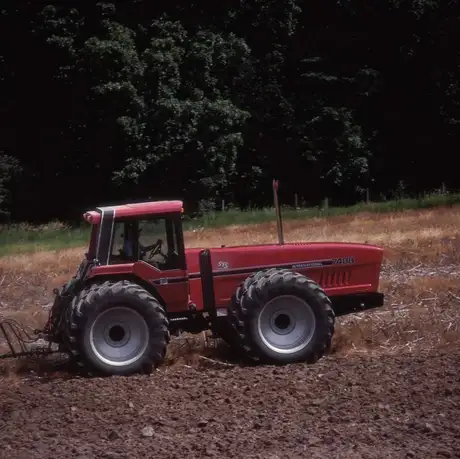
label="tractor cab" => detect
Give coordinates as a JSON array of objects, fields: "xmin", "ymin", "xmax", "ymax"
[
  {"xmin": 83, "ymin": 201, "xmax": 186, "ymax": 272},
  {"xmin": 76, "ymin": 201, "xmax": 191, "ymax": 314}
]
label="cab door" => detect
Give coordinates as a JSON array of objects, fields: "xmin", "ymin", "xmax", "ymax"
[{"xmin": 111, "ymin": 214, "xmax": 189, "ymax": 313}]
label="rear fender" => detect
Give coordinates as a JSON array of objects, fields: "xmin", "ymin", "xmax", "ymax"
[{"xmin": 82, "ymin": 273, "xmax": 167, "ymax": 311}]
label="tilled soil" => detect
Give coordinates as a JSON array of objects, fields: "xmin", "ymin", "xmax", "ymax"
[
  {"xmin": 0, "ymin": 346, "xmax": 459, "ymax": 459},
  {"xmin": 1, "ymin": 259, "xmax": 459, "ymax": 458}
]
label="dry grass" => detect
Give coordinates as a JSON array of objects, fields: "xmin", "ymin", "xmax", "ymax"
[
  {"xmin": 332, "ymin": 276, "xmax": 460, "ymax": 356},
  {"xmin": 0, "ymin": 206, "xmax": 460, "ymax": 370}
]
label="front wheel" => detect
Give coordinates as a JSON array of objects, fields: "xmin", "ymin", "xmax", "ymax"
[
  {"xmin": 229, "ymin": 269, "xmax": 335, "ymax": 364},
  {"xmin": 67, "ymin": 280, "xmax": 170, "ymax": 376},
  {"xmin": 254, "ymin": 293, "xmax": 318, "ymax": 356}
]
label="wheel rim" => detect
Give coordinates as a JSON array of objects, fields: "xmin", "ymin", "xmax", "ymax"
[
  {"xmin": 89, "ymin": 306, "xmax": 149, "ymax": 367},
  {"xmin": 256, "ymin": 295, "xmax": 316, "ymax": 354}
]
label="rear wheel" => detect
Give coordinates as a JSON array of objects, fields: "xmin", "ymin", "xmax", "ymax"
[
  {"xmin": 228, "ymin": 268, "xmax": 335, "ymax": 364},
  {"xmin": 67, "ymin": 280, "xmax": 170, "ymax": 376}
]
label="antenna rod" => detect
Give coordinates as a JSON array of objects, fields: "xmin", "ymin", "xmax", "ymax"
[{"xmin": 273, "ymin": 179, "xmax": 284, "ymax": 245}]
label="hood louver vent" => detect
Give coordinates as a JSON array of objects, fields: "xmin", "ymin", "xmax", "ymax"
[{"xmin": 319, "ymin": 269, "xmax": 351, "ymax": 288}]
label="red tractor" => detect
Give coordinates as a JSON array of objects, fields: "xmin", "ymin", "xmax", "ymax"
[{"xmin": 38, "ymin": 193, "xmax": 384, "ymax": 376}]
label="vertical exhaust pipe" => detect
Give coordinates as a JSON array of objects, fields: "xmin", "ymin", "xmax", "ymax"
[{"xmin": 273, "ymin": 179, "xmax": 284, "ymax": 245}]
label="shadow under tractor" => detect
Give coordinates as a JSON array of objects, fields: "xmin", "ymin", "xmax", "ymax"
[{"xmin": 0, "ymin": 183, "xmax": 385, "ymax": 376}]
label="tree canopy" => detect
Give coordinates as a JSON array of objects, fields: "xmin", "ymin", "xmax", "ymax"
[{"xmin": 0, "ymin": 0, "xmax": 458, "ymax": 221}]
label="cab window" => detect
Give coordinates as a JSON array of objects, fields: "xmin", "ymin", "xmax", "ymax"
[{"xmin": 110, "ymin": 217, "xmax": 181, "ymax": 270}]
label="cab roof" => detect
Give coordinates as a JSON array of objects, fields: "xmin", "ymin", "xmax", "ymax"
[{"xmin": 83, "ymin": 200, "xmax": 183, "ymax": 224}]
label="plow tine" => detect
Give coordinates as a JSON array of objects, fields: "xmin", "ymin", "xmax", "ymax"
[
  {"xmin": 0, "ymin": 322, "xmax": 18, "ymax": 357},
  {"xmin": 0, "ymin": 317, "xmax": 44, "ymax": 359},
  {"xmin": 0, "ymin": 316, "xmax": 70, "ymax": 367},
  {"xmin": 7, "ymin": 322, "xmax": 29, "ymax": 354},
  {"xmin": 0, "ymin": 319, "xmax": 32, "ymax": 357},
  {"xmin": 4, "ymin": 318, "xmax": 37, "ymax": 342}
]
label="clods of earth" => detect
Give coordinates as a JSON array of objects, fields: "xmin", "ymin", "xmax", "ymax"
[{"xmin": 0, "ymin": 345, "xmax": 459, "ymax": 459}]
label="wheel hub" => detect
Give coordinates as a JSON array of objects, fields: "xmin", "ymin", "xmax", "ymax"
[
  {"xmin": 89, "ymin": 306, "xmax": 149, "ymax": 367},
  {"xmin": 257, "ymin": 295, "xmax": 316, "ymax": 354},
  {"xmin": 271, "ymin": 312, "xmax": 295, "ymax": 335},
  {"xmin": 103, "ymin": 322, "xmax": 130, "ymax": 349},
  {"xmin": 108, "ymin": 325, "xmax": 126, "ymax": 343}
]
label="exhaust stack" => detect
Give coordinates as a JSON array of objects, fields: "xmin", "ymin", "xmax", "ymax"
[{"xmin": 273, "ymin": 179, "xmax": 284, "ymax": 245}]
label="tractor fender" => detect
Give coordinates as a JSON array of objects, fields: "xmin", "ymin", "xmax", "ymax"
[{"xmin": 82, "ymin": 274, "xmax": 167, "ymax": 311}]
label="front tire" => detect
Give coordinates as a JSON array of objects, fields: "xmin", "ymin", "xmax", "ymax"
[
  {"xmin": 68, "ymin": 280, "xmax": 170, "ymax": 376},
  {"xmin": 229, "ymin": 269, "xmax": 335, "ymax": 364}
]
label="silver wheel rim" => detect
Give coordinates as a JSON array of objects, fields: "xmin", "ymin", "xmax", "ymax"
[
  {"xmin": 257, "ymin": 295, "xmax": 316, "ymax": 354},
  {"xmin": 89, "ymin": 306, "xmax": 149, "ymax": 367}
]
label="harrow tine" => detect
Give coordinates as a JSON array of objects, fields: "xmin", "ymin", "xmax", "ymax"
[
  {"xmin": 7, "ymin": 322, "xmax": 29, "ymax": 354},
  {"xmin": 0, "ymin": 322, "xmax": 18, "ymax": 357},
  {"xmin": 0, "ymin": 315, "xmax": 70, "ymax": 368},
  {"xmin": 0, "ymin": 317, "xmax": 46, "ymax": 359}
]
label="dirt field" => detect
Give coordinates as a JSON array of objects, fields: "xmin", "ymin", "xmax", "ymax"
[
  {"xmin": 1, "ymin": 207, "xmax": 460, "ymax": 458},
  {"xmin": 1, "ymin": 346, "xmax": 459, "ymax": 459}
]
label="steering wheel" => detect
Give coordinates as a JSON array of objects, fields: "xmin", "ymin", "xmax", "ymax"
[{"xmin": 142, "ymin": 239, "xmax": 167, "ymax": 262}]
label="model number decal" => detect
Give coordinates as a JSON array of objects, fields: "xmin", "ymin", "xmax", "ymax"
[
  {"xmin": 332, "ymin": 256, "xmax": 355, "ymax": 265},
  {"xmin": 217, "ymin": 261, "xmax": 229, "ymax": 269},
  {"xmin": 292, "ymin": 256, "xmax": 355, "ymax": 270}
]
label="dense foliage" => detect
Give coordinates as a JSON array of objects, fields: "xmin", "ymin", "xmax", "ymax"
[{"xmin": 0, "ymin": 1, "xmax": 458, "ymax": 222}]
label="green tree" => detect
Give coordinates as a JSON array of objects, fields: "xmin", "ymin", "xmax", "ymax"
[
  {"xmin": 0, "ymin": 155, "xmax": 22, "ymax": 218},
  {"xmin": 114, "ymin": 19, "xmax": 251, "ymax": 207},
  {"xmin": 297, "ymin": 55, "xmax": 371, "ymax": 200}
]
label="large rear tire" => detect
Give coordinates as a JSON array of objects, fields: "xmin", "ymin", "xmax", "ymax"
[
  {"xmin": 228, "ymin": 269, "xmax": 335, "ymax": 364},
  {"xmin": 67, "ymin": 280, "xmax": 170, "ymax": 376}
]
